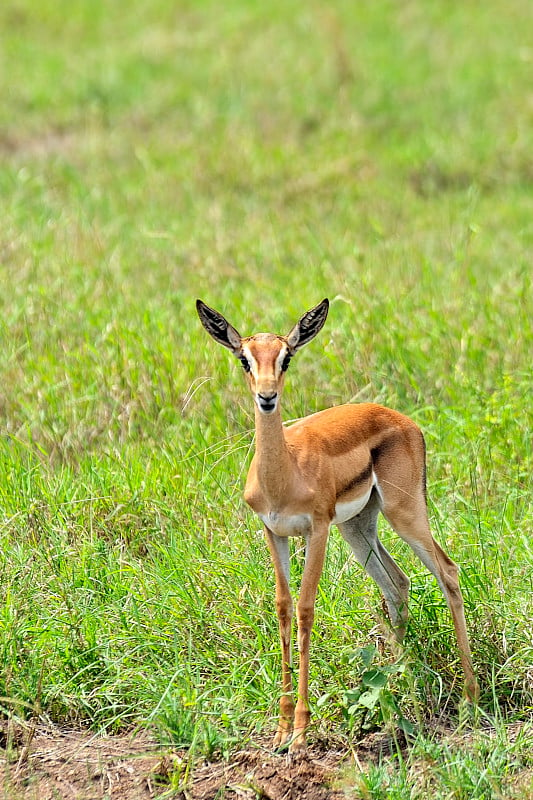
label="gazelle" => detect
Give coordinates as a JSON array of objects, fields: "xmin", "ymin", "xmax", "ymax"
[{"xmin": 196, "ymin": 298, "xmax": 478, "ymax": 753}]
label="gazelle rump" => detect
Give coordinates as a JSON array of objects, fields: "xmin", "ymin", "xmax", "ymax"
[{"xmin": 196, "ymin": 298, "xmax": 478, "ymax": 753}]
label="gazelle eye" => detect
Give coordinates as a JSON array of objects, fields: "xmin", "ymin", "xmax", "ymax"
[
  {"xmin": 281, "ymin": 353, "xmax": 291, "ymax": 372},
  {"xmin": 239, "ymin": 355, "xmax": 251, "ymax": 373}
]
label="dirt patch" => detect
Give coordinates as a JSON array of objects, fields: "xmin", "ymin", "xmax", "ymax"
[
  {"xmin": 7, "ymin": 721, "xmax": 530, "ymax": 800},
  {"xmin": 1, "ymin": 722, "xmax": 165, "ymax": 799},
  {"xmin": 0, "ymin": 722, "xmax": 358, "ymax": 800},
  {"xmin": 183, "ymin": 745, "xmax": 347, "ymax": 800},
  {"xmin": 0, "ymin": 128, "xmax": 78, "ymax": 160}
]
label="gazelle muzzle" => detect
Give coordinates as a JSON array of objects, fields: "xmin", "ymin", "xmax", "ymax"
[{"xmin": 256, "ymin": 391, "xmax": 278, "ymax": 414}]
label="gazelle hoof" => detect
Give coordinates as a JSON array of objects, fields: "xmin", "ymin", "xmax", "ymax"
[
  {"xmin": 273, "ymin": 730, "xmax": 292, "ymax": 750},
  {"xmin": 287, "ymin": 731, "xmax": 307, "ymax": 756}
]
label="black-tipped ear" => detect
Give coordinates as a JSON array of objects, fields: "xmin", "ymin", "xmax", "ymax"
[
  {"xmin": 196, "ymin": 299, "xmax": 242, "ymax": 352},
  {"xmin": 286, "ymin": 298, "xmax": 329, "ymax": 352}
]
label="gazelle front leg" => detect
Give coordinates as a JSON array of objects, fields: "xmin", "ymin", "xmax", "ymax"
[
  {"xmin": 264, "ymin": 528, "xmax": 295, "ymax": 747},
  {"xmin": 291, "ymin": 523, "xmax": 329, "ymax": 754}
]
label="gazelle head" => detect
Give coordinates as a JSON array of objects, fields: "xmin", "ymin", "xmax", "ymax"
[{"xmin": 196, "ymin": 299, "xmax": 329, "ymax": 415}]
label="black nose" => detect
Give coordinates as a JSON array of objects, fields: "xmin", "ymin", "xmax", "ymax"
[
  {"xmin": 258, "ymin": 392, "xmax": 277, "ymax": 403},
  {"xmin": 257, "ymin": 392, "xmax": 278, "ymax": 412}
]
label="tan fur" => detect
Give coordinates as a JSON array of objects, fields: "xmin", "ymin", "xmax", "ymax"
[{"xmin": 196, "ymin": 299, "xmax": 478, "ymax": 754}]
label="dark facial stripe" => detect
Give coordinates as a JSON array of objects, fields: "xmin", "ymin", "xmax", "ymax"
[{"xmin": 337, "ymin": 459, "xmax": 373, "ymax": 499}]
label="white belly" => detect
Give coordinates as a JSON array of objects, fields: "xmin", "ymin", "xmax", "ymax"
[
  {"xmin": 332, "ymin": 487, "xmax": 373, "ymax": 525},
  {"xmin": 258, "ymin": 512, "xmax": 313, "ymax": 538}
]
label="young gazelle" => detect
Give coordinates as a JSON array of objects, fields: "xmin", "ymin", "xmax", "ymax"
[{"xmin": 196, "ymin": 298, "xmax": 478, "ymax": 753}]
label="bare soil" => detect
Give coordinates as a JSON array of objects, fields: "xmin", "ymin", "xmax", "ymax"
[
  {"xmin": 1, "ymin": 722, "xmax": 387, "ymax": 800},
  {"xmin": 4, "ymin": 721, "xmax": 530, "ymax": 799}
]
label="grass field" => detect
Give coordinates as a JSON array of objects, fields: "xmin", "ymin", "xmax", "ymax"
[{"xmin": 1, "ymin": 0, "xmax": 532, "ymax": 796}]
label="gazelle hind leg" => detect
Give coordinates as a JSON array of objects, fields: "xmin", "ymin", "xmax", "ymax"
[
  {"xmin": 338, "ymin": 489, "xmax": 410, "ymax": 641},
  {"xmin": 382, "ymin": 500, "xmax": 479, "ymax": 700}
]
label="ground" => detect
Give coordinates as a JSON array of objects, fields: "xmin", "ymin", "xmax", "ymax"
[
  {"xmin": 3, "ymin": 721, "xmax": 532, "ymax": 799},
  {"xmin": 1, "ymin": 722, "xmax": 356, "ymax": 800}
]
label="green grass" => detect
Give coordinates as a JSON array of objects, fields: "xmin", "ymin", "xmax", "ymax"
[{"xmin": 1, "ymin": 0, "xmax": 532, "ymax": 795}]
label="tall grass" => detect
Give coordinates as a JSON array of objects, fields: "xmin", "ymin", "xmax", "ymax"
[{"xmin": 1, "ymin": 0, "xmax": 532, "ymax": 794}]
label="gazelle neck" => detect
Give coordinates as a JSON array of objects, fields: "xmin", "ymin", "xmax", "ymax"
[{"xmin": 254, "ymin": 401, "xmax": 292, "ymax": 500}]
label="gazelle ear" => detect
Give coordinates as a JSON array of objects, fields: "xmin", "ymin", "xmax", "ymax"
[
  {"xmin": 196, "ymin": 299, "xmax": 242, "ymax": 352},
  {"xmin": 286, "ymin": 298, "xmax": 329, "ymax": 352}
]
